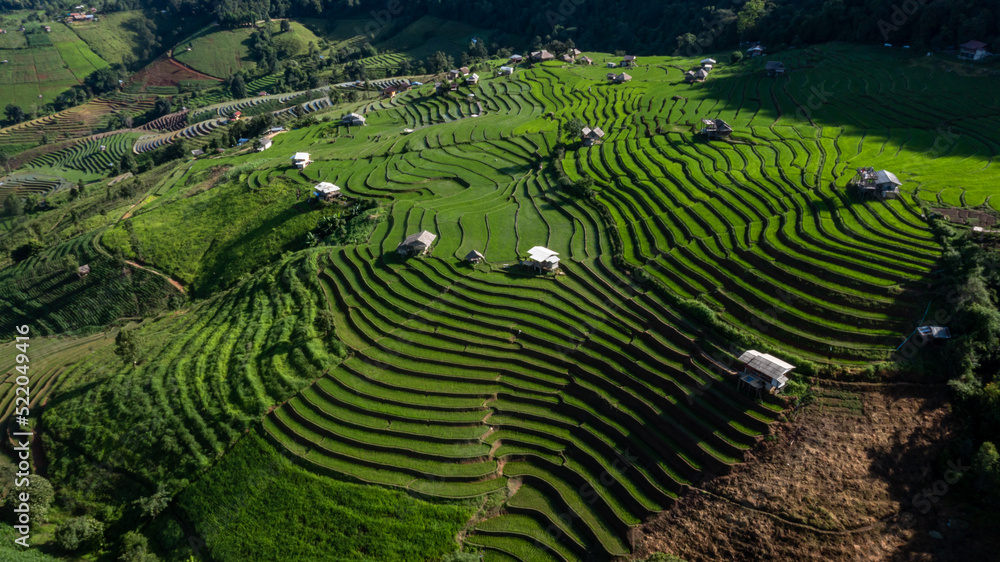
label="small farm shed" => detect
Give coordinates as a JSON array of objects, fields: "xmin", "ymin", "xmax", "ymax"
[
  {"xmin": 765, "ymin": 61, "xmax": 786, "ymax": 76},
  {"xmin": 313, "ymin": 182, "xmax": 341, "ymax": 200},
  {"xmin": 467, "ymin": 73, "xmax": 479, "ymax": 84},
  {"xmin": 851, "ymin": 167, "xmax": 901, "ymax": 199},
  {"xmin": 579, "ymin": 56, "xmax": 593, "ymax": 65},
  {"xmin": 509, "ymin": 54, "xmax": 524, "ymax": 63},
  {"xmin": 560, "ymin": 53, "xmax": 574, "ymax": 63},
  {"xmin": 700, "ymin": 119, "xmax": 733, "ymax": 139},
  {"xmin": 292, "ymin": 152, "xmax": 312, "ymax": 169},
  {"xmin": 737, "ymin": 350, "xmax": 793, "ymax": 395},
  {"xmin": 525, "ymin": 246, "xmax": 560, "ymax": 272},
  {"xmin": 607, "ymin": 72, "xmax": 632, "ymax": 83},
  {"xmin": 258, "ymin": 138, "xmax": 272, "ymax": 151},
  {"xmin": 531, "ymin": 50, "xmax": 555, "ymax": 62},
  {"xmin": 917, "ymin": 325, "xmax": 951, "ymax": 342},
  {"xmin": 460, "ymin": 66, "xmax": 470, "ymax": 75},
  {"xmin": 497, "ymin": 66, "xmax": 514, "ymax": 76},
  {"xmin": 447, "ymin": 69, "xmax": 461, "ymax": 80},
  {"xmin": 581, "ymin": 126, "xmax": 605, "ymax": 146},
  {"xmin": 959, "ymin": 40, "xmax": 988, "ymax": 61},
  {"xmin": 622, "ymin": 54, "xmax": 637, "ymax": 67},
  {"xmin": 701, "ymin": 58, "xmax": 716, "ymax": 65},
  {"xmin": 191, "ymin": 149, "xmax": 205, "ymax": 156},
  {"xmin": 465, "ymin": 250, "xmax": 485, "ymax": 263},
  {"xmin": 398, "ymin": 231, "xmax": 437, "ymax": 256},
  {"xmin": 382, "ymin": 85, "xmax": 397, "ymax": 98},
  {"xmin": 748, "ymin": 45, "xmax": 764, "ymax": 57},
  {"xmin": 342, "ymin": 113, "xmax": 366, "ymax": 126}
]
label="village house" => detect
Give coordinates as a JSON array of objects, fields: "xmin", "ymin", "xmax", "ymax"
[
  {"xmin": 917, "ymin": 325, "xmax": 951, "ymax": 343},
  {"xmin": 459, "ymin": 66, "xmax": 470, "ymax": 75},
  {"xmin": 765, "ymin": 60, "xmax": 786, "ymax": 76},
  {"xmin": 701, "ymin": 58, "xmax": 716, "ymax": 66},
  {"xmin": 851, "ymin": 167, "xmax": 901, "ymax": 199},
  {"xmin": 191, "ymin": 149, "xmax": 205, "ymax": 156},
  {"xmin": 958, "ymin": 40, "xmax": 988, "ymax": 61},
  {"xmin": 449, "ymin": 81, "xmax": 459, "ymax": 91},
  {"xmin": 467, "ymin": 73, "xmax": 479, "ymax": 84},
  {"xmin": 607, "ymin": 72, "xmax": 632, "ymax": 84},
  {"xmin": 232, "ymin": 110, "xmax": 242, "ymax": 121},
  {"xmin": 700, "ymin": 119, "xmax": 733, "ymax": 139},
  {"xmin": 581, "ymin": 126, "xmax": 605, "ymax": 146},
  {"xmin": 497, "ymin": 66, "xmax": 514, "ymax": 76},
  {"xmin": 560, "ymin": 53, "xmax": 574, "ymax": 63},
  {"xmin": 530, "ymin": 50, "xmax": 555, "ymax": 62},
  {"xmin": 737, "ymin": 350, "xmax": 793, "ymax": 396},
  {"xmin": 606, "ymin": 61, "xmax": 617, "ymax": 68},
  {"xmin": 509, "ymin": 54, "xmax": 524, "ymax": 64},
  {"xmin": 694, "ymin": 68, "xmax": 709, "ymax": 81},
  {"xmin": 313, "ymin": 182, "xmax": 341, "ymax": 201},
  {"xmin": 465, "ymin": 249, "xmax": 485, "ymax": 264},
  {"xmin": 579, "ymin": 56, "xmax": 593, "ymax": 65},
  {"xmin": 396, "ymin": 82, "xmax": 412, "ymax": 93},
  {"xmin": 525, "ymin": 246, "xmax": 560, "ymax": 272},
  {"xmin": 258, "ymin": 138, "xmax": 272, "ymax": 151},
  {"xmin": 342, "ymin": 112, "xmax": 366, "ymax": 126},
  {"xmin": 446, "ymin": 69, "xmax": 461, "ymax": 80},
  {"xmin": 747, "ymin": 44, "xmax": 764, "ymax": 57},
  {"xmin": 622, "ymin": 54, "xmax": 637, "ymax": 67},
  {"xmin": 397, "ymin": 231, "xmax": 437, "ymax": 256},
  {"xmin": 291, "ymin": 152, "xmax": 312, "ymax": 169},
  {"xmin": 382, "ymin": 85, "xmax": 397, "ymax": 98}
]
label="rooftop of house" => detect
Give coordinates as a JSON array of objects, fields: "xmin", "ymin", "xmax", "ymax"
[
  {"xmin": 961, "ymin": 40, "xmax": 988, "ymax": 50},
  {"xmin": 738, "ymin": 349, "xmax": 795, "ymax": 379},
  {"xmin": 292, "ymin": 152, "xmax": 310, "ymax": 161},
  {"xmin": 401, "ymin": 230, "xmax": 437, "ymax": 247},
  {"xmin": 314, "ymin": 182, "xmax": 340, "ymax": 194}
]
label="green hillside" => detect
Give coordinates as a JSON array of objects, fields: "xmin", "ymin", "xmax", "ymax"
[{"xmin": 173, "ymin": 21, "xmax": 323, "ymax": 78}]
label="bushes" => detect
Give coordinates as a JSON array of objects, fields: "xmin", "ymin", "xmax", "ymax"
[{"xmin": 55, "ymin": 516, "xmax": 105, "ymax": 553}]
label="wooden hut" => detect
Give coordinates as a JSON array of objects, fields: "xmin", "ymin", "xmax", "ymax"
[{"xmin": 397, "ymin": 231, "xmax": 437, "ymax": 256}]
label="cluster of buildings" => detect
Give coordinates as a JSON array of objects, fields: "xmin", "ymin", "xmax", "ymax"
[
  {"xmin": 685, "ymin": 58, "xmax": 715, "ymax": 83},
  {"xmin": 66, "ymin": 7, "xmax": 98, "ymax": 23}
]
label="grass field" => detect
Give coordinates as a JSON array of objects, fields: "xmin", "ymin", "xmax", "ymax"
[
  {"xmin": 179, "ymin": 431, "xmax": 478, "ymax": 561},
  {"xmin": 173, "ymin": 21, "xmax": 323, "ymax": 78},
  {"xmin": 9, "ymin": 41, "xmax": 997, "ymax": 561},
  {"xmin": 70, "ymin": 10, "xmax": 148, "ymax": 66},
  {"xmin": 0, "ymin": 21, "xmax": 109, "ymax": 108}
]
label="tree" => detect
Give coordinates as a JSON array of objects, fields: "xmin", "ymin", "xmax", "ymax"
[
  {"xmin": 730, "ymin": 50, "xmax": 744, "ymax": 64},
  {"xmin": 26, "ymin": 475, "xmax": 54, "ymax": 523},
  {"xmin": 3, "ymin": 194, "xmax": 25, "ymax": 217},
  {"xmin": 973, "ymin": 441, "xmax": 1000, "ymax": 492},
  {"xmin": 315, "ymin": 309, "xmax": 336, "ymax": 335},
  {"xmin": 428, "ymin": 51, "xmax": 454, "ymax": 73},
  {"xmin": 136, "ymin": 484, "xmax": 170, "ymax": 519},
  {"xmin": 154, "ymin": 97, "xmax": 172, "ymax": 117},
  {"xmin": 114, "ymin": 328, "xmax": 140, "ymax": 365},
  {"xmin": 561, "ymin": 118, "xmax": 585, "ymax": 140},
  {"xmin": 0, "ymin": 151, "xmax": 12, "ymax": 174},
  {"xmin": 230, "ymin": 74, "xmax": 247, "ymax": 99},
  {"xmin": 675, "ymin": 33, "xmax": 697, "ymax": 53},
  {"xmin": 120, "ymin": 151, "xmax": 137, "ymax": 174},
  {"xmin": 56, "ymin": 516, "xmax": 105, "ymax": 552},
  {"xmin": 4, "ymin": 103, "xmax": 25, "ymax": 124},
  {"xmin": 737, "ymin": 0, "xmax": 768, "ymax": 36},
  {"xmin": 280, "ymin": 19, "xmax": 291, "ymax": 33},
  {"xmin": 119, "ymin": 531, "xmax": 160, "ymax": 562}
]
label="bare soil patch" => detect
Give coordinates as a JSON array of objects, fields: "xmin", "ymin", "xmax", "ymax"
[
  {"xmin": 932, "ymin": 207, "xmax": 997, "ymax": 227},
  {"xmin": 631, "ymin": 382, "xmax": 999, "ymax": 561}
]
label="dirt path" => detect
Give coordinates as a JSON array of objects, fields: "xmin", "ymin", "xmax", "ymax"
[{"xmin": 124, "ymin": 260, "xmax": 185, "ymax": 293}]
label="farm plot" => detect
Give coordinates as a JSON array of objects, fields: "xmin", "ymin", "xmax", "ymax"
[
  {"xmin": 26, "ymin": 133, "xmax": 141, "ymax": 178},
  {"xmin": 0, "ymin": 23, "xmax": 109, "ymax": 107}
]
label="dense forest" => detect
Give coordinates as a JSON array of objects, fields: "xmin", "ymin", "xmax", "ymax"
[{"xmin": 3, "ymin": 0, "xmax": 996, "ymax": 53}]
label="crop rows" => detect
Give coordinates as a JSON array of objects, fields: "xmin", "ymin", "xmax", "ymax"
[{"xmin": 27, "ymin": 134, "xmax": 140, "ymax": 175}]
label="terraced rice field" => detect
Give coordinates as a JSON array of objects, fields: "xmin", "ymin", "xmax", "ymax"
[
  {"xmin": 27, "ymin": 133, "xmax": 141, "ymax": 176},
  {"xmin": 0, "ymin": 95, "xmax": 155, "ymax": 146},
  {"xmin": 0, "ymin": 174, "xmax": 71, "ymax": 202},
  {"xmin": 179, "ymin": 43, "xmax": 1000, "ymax": 560},
  {"xmin": 30, "ymin": 43, "xmax": 991, "ymax": 561},
  {"xmin": 0, "ymin": 231, "xmax": 178, "ymax": 336}
]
